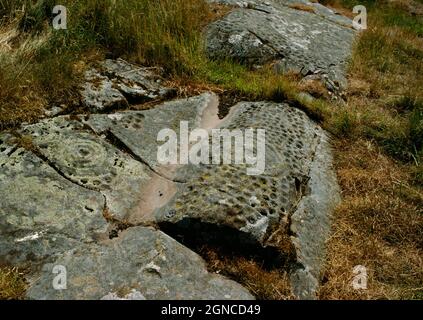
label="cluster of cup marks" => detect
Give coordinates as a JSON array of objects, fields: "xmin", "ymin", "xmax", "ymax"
[
  {"xmin": 174, "ymin": 102, "xmax": 314, "ymax": 229},
  {"xmin": 108, "ymin": 112, "xmax": 145, "ymax": 130},
  {"xmin": 216, "ymin": 5, "xmax": 353, "ymax": 86},
  {"xmin": 20, "ymin": 119, "xmax": 130, "ymax": 191}
]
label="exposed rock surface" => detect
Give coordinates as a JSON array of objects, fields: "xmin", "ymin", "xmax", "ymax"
[
  {"xmin": 0, "ymin": 95, "xmax": 255, "ymax": 300},
  {"xmin": 100, "ymin": 59, "xmax": 175, "ymax": 102},
  {"xmin": 81, "ymin": 59, "xmax": 174, "ymax": 112},
  {"xmin": 206, "ymin": 0, "xmax": 356, "ymax": 92},
  {"xmin": 0, "ymin": 90, "xmax": 340, "ymax": 299},
  {"xmin": 83, "ymin": 93, "xmax": 220, "ymax": 178},
  {"xmin": 27, "ymin": 227, "xmax": 254, "ymax": 300},
  {"xmin": 81, "ymin": 69, "xmax": 128, "ymax": 112},
  {"xmin": 20, "ymin": 117, "xmax": 154, "ymax": 222},
  {"xmin": 0, "ymin": 133, "xmax": 107, "ymax": 267},
  {"xmin": 1, "ymin": 16, "xmax": 346, "ymax": 298},
  {"xmin": 155, "ymin": 101, "xmax": 340, "ymax": 299}
]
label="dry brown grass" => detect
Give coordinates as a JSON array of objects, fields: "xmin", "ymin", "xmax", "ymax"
[
  {"xmin": 208, "ymin": 2, "xmax": 233, "ymax": 20},
  {"xmin": 316, "ymin": 2, "xmax": 423, "ymax": 299},
  {"xmin": 319, "ymin": 140, "xmax": 423, "ymax": 299},
  {"xmin": 0, "ymin": 266, "xmax": 27, "ymax": 300},
  {"xmin": 298, "ymin": 77, "xmax": 329, "ymax": 99},
  {"xmin": 198, "ymin": 246, "xmax": 294, "ymax": 300},
  {"xmin": 350, "ymin": 28, "xmax": 423, "ymax": 99},
  {"xmin": 319, "ymin": 1, "xmax": 355, "ymax": 18},
  {"xmin": 389, "ymin": 0, "xmax": 423, "ymax": 16},
  {"xmin": 0, "ymin": 69, "xmax": 46, "ymax": 129}
]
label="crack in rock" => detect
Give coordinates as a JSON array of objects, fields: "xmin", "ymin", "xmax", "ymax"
[{"xmin": 1, "ymin": 80, "xmax": 341, "ymax": 299}]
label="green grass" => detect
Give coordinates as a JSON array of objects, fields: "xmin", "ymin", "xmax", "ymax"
[
  {"xmin": 5, "ymin": 0, "xmax": 211, "ymax": 71},
  {"xmin": 196, "ymin": 60, "xmax": 298, "ymax": 101},
  {"xmin": 1, "ymin": 1, "xmax": 421, "ymax": 171},
  {"xmin": 0, "ymin": 0, "xmax": 213, "ymax": 128}
]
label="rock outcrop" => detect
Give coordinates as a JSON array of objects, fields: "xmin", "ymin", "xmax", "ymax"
[
  {"xmin": 1, "ymin": 88, "xmax": 340, "ymax": 299},
  {"xmin": 206, "ymin": 0, "xmax": 356, "ymax": 93},
  {"xmin": 154, "ymin": 101, "xmax": 341, "ymax": 299},
  {"xmin": 81, "ymin": 59, "xmax": 174, "ymax": 112},
  {"xmin": 1, "ymin": 2, "xmax": 348, "ymax": 298},
  {"xmin": 27, "ymin": 227, "xmax": 254, "ymax": 300}
]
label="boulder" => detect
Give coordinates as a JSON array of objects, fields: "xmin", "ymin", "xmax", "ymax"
[
  {"xmin": 205, "ymin": 0, "xmax": 356, "ymax": 92},
  {"xmin": 80, "ymin": 59, "xmax": 174, "ymax": 112},
  {"xmin": 26, "ymin": 226, "xmax": 254, "ymax": 300},
  {"xmin": 155, "ymin": 101, "xmax": 341, "ymax": 298}
]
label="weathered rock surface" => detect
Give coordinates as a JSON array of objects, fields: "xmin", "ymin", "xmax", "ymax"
[
  {"xmin": 0, "ymin": 133, "xmax": 107, "ymax": 266},
  {"xmin": 20, "ymin": 117, "xmax": 157, "ymax": 222},
  {"xmin": 2, "ymin": 89, "xmax": 340, "ymax": 299},
  {"xmin": 1, "ymin": 96, "xmax": 257, "ymax": 299},
  {"xmin": 100, "ymin": 59, "xmax": 175, "ymax": 102},
  {"xmin": 81, "ymin": 69, "xmax": 128, "ymax": 112},
  {"xmin": 81, "ymin": 59, "xmax": 174, "ymax": 112},
  {"xmin": 26, "ymin": 227, "xmax": 254, "ymax": 300},
  {"xmin": 206, "ymin": 0, "xmax": 356, "ymax": 92},
  {"xmin": 289, "ymin": 127, "xmax": 340, "ymax": 299},
  {"xmin": 155, "ymin": 101, "xmax": 340, "ymax": 298},
  {"xmin": 83, "ymin": 93, "xmax": 220, "ymax": 178}
]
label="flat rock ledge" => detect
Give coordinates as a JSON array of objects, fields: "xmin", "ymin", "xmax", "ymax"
[
  {"xmin": 206, "ymin": 0, "xmax": 357, "ymax": 93},
  {"xmin": 27, "ymin": 227, "xmax": 253, "ymax": 300},
  {"xmin": 1, "ymin": 91, "xmax": 339, "ymax": 299}
]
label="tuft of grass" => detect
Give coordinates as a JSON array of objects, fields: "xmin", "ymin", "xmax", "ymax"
[
  {"xmin": 332, "ymin": 111, "xmax": 357, "ymax": 138},
  {"xmin": 364, "ymin": 99, "xmax": 422, "ymax": 164},
  {"xmin": 0, "ymin": 266, "xmax": 27, "ymax": 300},
  {"xmin": 288, "ymin": 3, "xmax": 316, "ymax": 13}
]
